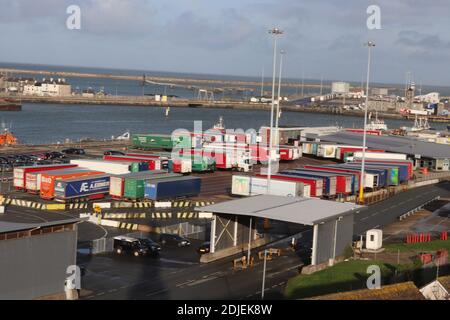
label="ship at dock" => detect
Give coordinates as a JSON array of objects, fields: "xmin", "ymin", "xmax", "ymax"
[{"xmin": 0, "ymin": 98, "xmax": 22, "ymax": 111}]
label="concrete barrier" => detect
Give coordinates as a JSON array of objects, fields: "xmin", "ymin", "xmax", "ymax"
[
  {"xmin": 155, "ymin": 201, "xmax": 171, "ymax": 208},
  {"xmin": 93, "ymin": 202, "xmax": 111, "ymax": 209}
]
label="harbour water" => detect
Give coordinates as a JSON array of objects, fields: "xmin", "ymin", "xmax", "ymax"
[{"xmin": 1, "ymin": 103, "xmax": 447, "ymax": 145}]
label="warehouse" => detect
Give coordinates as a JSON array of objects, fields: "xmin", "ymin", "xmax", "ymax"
[
  {"xmin": 197, "ymin": 195, "xmax": 363, "ymax": 265},
  {"xmin": 0, "ymin": 218, "xmax": 79, "ymax": 299},
  {"xmin": 320, "ymin": 131, "xmax": 450, "ymax": 171}
]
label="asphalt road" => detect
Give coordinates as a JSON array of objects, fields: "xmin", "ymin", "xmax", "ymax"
[{"xmin": 354, "ymin": 181, "xmax": 450, "ymax": 235}]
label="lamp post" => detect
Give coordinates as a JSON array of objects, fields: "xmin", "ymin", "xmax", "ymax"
[
  {"xmin": 261, "ymin": 249, "xmax": 268, "ymax": 300},
  {"xmin": 275, "ymin": 50, "xmax": 285, "ymax": 152},
  {"xmin": 358, "ymin": 41, "xmax": 375, "ymax": 204},
  {"xmin": 267, "ymin": 28, "xmax": 283, "ymax": 194}
]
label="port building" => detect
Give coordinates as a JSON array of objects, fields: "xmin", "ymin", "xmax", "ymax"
[
  {"xmin": 320, "ymin": 131, "xmax": 450, "ymax": 171},
  {"xmin": 197, "ymin": 195, "xmax": 363, "ymax": 265},
  {"xmin": 0, "ymin": 218, "xmax": 79, "ymax": 299}
]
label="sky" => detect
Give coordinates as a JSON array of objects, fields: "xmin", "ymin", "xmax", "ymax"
[{"xmin": 0, "ymin": 0, "xmax": 449, "ymax": 86}]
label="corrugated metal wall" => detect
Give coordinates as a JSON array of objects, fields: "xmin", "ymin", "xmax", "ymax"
[
  {"xmin": 315, "ymin": 214, "xmax": 353, "ymax": 264},
  {"xmin": 0, "ymin": 230, "xmax": 77, "ymax": 299},
  {"xmin": 213, "ymin": 214, "xmax": 252, "ymax": 252}
]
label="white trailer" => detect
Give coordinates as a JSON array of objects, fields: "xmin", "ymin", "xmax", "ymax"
[
  {"xmin": 70, "ymin": 159, "xmax": 133, "ymax": 174},
  {"xmin": 351, "ymin": 151, "xmax": 407, "ymax": 161},
  {"xmin": 231, "ymin": 175, "xmax": 309, "ymax": 197}
]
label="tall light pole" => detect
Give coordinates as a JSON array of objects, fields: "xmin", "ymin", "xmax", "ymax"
[
  {"xmin": 358, "ymin": 41, "xmax": 375, "ymax": 204},
  {"xmin": 275, "ymin": 50, "xmax": 285, "ymax": 151},
  {"xmin": 267, "ymin": 28, "xmax": 283, "ymax": 193}
]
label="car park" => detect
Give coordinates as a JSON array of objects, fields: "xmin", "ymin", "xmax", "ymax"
[
  {"xmin": 159, "ymin": 233, "xmax": 191, "ymax": 247},
  {"xmin": 62, "ymin": 148, "xmax": 86, "ymax": 155},
  {"xmin": 196, "ymin": 241, "xmax": 210, "ymax": 254},
  {"xmin": 47, "ymin": 151, "xmax": 66, "ymax": 159}
]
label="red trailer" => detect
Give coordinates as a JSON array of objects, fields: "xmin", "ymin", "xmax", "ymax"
[
  {"xmin": 256, "ymin": 173, "xmax": 323, "ymax": 197},
  {"xmin": 336, "ymin": 147, "xmax": 385, "ymax": 161},
  {"xmin": 346, "ymin": 129, "xmax": 382, "ymax": 136},
  {"xmin": 13, "ymin": 164, "xmax": 78, "ymax": 190}
]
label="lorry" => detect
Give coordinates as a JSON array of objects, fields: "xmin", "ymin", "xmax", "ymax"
[
  {"xmin": 201, "ymin": 145, "xmax": 253, "ymax": 172},
  {"xmin": 231, "ymin": 175, "xmax": 309, "ymax": 197},
  {"xmin": 109, "ymin": 170, "xmax": 167, "ymax": 199},
  {"xmin": 40, "ymin": 169, "xmax": 103, "ymax": 200},
  {"xmin": 54, "ymin": 174, "xmax": 110, "ymax": 202},
  {"xmin": 13, "ymin": 163, "xmax": 78, "ymax": 190},
  {"xmin": 144, "ymin": 176, "xmax": 202, "ymax": 200},
  {"xmin": 123, "ymin": 173, "xmax": 181, "ymax": 201}
]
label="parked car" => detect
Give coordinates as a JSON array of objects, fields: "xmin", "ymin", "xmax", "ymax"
[
  {"xmin": 62, "ymin": 148, "xmax": 86, "ymax": 155},
  {"xmin": 196, "ymin": 241, "xmax": 210, "ymax": 254},
  {"xmin": 104, "ymin": 150, "xmax": 125, "ymax": 156},
  {"xmin": 47, "ymin": 151, "xmax": 66, "ymax": 159},
  {"xmin": 138, "ymin": 238, "xmax": 161, "ymax": 254},
  {"xmin": 113, "ymin": 236, "xmax": 153, "ymax": 257},
  {"xmin": 159, "ymin": 233, "xmax": 191, "ymax": 247}
]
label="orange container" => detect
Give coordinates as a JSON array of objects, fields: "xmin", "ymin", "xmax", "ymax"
[{"xmin": 40, "ymin": 169, "xmax": 103, "ymax": 199}]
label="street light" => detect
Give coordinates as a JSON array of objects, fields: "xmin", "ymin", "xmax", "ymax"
[
  {"xmin": 261, "ymin": 249, "xmax": 268, "ymax": 300},
  {"xmin": 358, "ymin": 41, "xmax": 375, "ymax": 204},
  {"xmin": 275, "ymin": 50, "xmax": 285, "ymax": 152},
  {"xmin": 267, "ymin": 28, "xmax": 283, "ymax": 194}
]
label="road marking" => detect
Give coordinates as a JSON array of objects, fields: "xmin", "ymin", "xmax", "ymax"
[
  {"xmin": 176, "ymin": 280, "xmax": 195, "ymax": 288},
  {"xmin": 146, "ymin": 289, "xmax": 168, "ymax": 297}
]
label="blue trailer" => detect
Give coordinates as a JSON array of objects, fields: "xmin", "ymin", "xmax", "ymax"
[
  {"xmin": 339, "ymin": 164, "xmax": 396, "ymax": 186},
  {"xmin": 280, "ymin": 170, "xmax": 337, "ymax": 196},
  {"xmin": 54, "ymin": 174, "xmax": 110, "ymax": 201},
  {"xmin": 351, "ymin": 162, "xmax": 409, "ymax": 183},
  {"xmin": 336, "ymin": 164, "xmax": 388, "ymax": 188},
  {"xmin": 144, "ymin": 176, "xmax": 201, "ymax": 200}
]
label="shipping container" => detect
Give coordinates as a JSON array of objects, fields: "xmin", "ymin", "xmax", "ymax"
[
  {"xmin": 316, "ymin": 144, "xmax": 339, "ymax": 158},
  {"xmin": 332, "ymin": 164, "xmax": 387, "ymax": 188},
  {"xmin": 303, "ymin": 165, "xmax": 360, "ymax": 194},
  {"xmin": 256, "ymin": 173, "xmax": 323, "ymax": 197},
  {"xmin": 231, "ymin": 175, "xmax": 309, "ymax": 197},
  {"xmin": 144, "ymin": 176, "xmax": 201, "ymax": 200},
  {"xmin": 13, "ymin": 163, "xmax": 78, "ymax": 190},
  {"xmin": 292, "ymin": 168, "xmax": 353, "ymax": 194},
  {"xmin": 351, "ymin": 159, "xmax": 413, "ymax": 179},
  {"xmin": 123, "ymin": 173, "xmax": 181, "ymax": 200},
  {"xmin": 25, "ymin": 167, "xmax": 83, "ymax": 194},
  {"xmin": 54, "ymin": 174, "xmax": 110, "ymax": 202},
  {"xmin": 109, "ymin": 170, "xmax": 167, "ymax": 199},
  {"xmin": 350, "ymin": 161, "xmax": 409, "ymax": 183},
  {"xmin": 40, "ymin": 169, "xmax": 103, "ymax": 199},
  {"xmin": 131, "ymin": 133, "xmax": 192, "ymax": 150},
  {"xmin": 320, "ymin": 165, "xmax": 378, "ymax": 189},
  {"xmin": 282, "ymin": 170, "xmax": 337, "ymax": 196},
  {"xmin": 70, "ymin": 159, "xmax": 139, "ymax": 174},
  {"xmin": 167, "ymin": 158, "xmax": 192, "ymax": 173}
]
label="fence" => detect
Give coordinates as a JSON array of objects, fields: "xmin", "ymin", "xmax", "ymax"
[{"xmin": 91, "ymin": 237, "xmax": 114, "ymax": 254}]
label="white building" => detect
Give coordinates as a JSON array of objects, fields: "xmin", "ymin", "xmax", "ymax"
[
  {"xmin": 23, "ymin": 78, "xmax": 71, "ymax": 97},
  {"xmin": 415, "ymin": 92, "xmax": 440, "ymax": 104},
  {"xmin": 331, "ymin": 82, "xmax": 350, "ymax": 95}
]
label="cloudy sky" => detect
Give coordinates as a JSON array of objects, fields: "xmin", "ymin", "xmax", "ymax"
[{"xmin": 0, "ymin": 0, "xmax": 449, "ymax": 85}]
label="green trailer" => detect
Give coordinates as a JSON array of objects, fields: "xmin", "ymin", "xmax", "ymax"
[
  {"xmin": 191, "ymin": 155, "xmax": 216, "ymax": 172},
  {"xmin": 123, "ymin": 173, "xmax": 181, "ymax": 200},
  {"xmin": 132, "ymin": 133, "xmax": 192, "ymax": 150}
]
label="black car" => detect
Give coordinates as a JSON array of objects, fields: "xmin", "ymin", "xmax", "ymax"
[
  {"xmin": 104, "ymin": 150, "xmax": 125, "ymax": 156},
  {"xmin": 138, "ymin": 238, "xmax": 162, "ymax": 253},
  {"xmin": 159, "ymin": 233, "xmax": 191, "ymax": 247},
  {"xmin": 62, "ymin": 148, "xmax": 85, "ymax": 155},
  {"xmin": 113, "ymin": 236, "xmax": 152, "ymax": 257},
  {"xmin": 196, "ymin": 241, "xmax": 210, "ymax": 254},
  {"xmin": 47, "ymin": 151, "xmax": 66, "ymax": 159}
]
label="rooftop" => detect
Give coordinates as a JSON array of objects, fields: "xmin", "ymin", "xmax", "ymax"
[
  {"xmin": 0, "ymin": 218, "xmax": 80, "ymax": 234},
  {"xmin": 196, "ymin": 195, "xmax": 363, "ymax": 225},
  {"xmin": 320, "ymin": 131, "xmax": 450, "ymax": 159}
]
